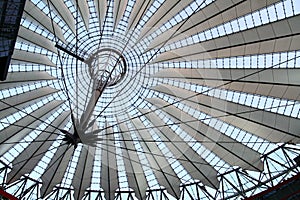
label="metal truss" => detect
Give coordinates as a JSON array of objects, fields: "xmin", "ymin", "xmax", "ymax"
[
  {"xmin": 217, "ymin": 144, "xmax": 300, "ymax": 199},
  {"xmin": 0, "ymin": 144, "xmax": 299, "ymax": 200}
]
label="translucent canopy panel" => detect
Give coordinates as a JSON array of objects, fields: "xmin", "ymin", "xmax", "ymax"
[{"xmin": 0, "ymin": 0, "xmax": 300, "ymax": 199}]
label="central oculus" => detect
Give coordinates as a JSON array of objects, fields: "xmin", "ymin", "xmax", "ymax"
[{"xmin": 88, "ymin": 48, "xmax": 127, "ymax": 87}]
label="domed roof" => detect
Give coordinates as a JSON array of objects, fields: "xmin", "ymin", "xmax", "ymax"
[{"xmin": 0, "ymin": 0, "xmax": 300, "ymax": 199}]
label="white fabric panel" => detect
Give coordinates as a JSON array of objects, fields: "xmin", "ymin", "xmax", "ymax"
[
  {"xmin": 24, "ymin": 0, "xmax": 65, "ymax": 42},
  {"xmin": 42, "ymin": 0, "xmax": 75, "ymax": 33},
  {"xmin": 152, "ymin": 15, "xmax": 300, "ymax": 63},
  {"xmin": 113, "ymin": 0, "xmax": 128, "ymax": 29},
  {"xmin": 7, "ymin": 111, "xmax": 70, "ymax": 183},
  {"xmin": 18, "ymin": 26, "xmax": 57, "ymax": 53},
  {"xmin": 139, "ymin": 110, "xmax": 219, "ymax": 188},
  {"xmin": 77, "ymin": 0, "xmax": 90, "ymax": 30},
  {"xmin": 0, "ymin": 87, "xmax": 58, "ymax": 119},
  {"xmin": 146, "ymin": 98, "xmax": 263, "ymax": 171},
  {"xmin": 127, "ymin": 0, "xmax": 154, "ymax": 31},
  {"xmin": 11, "ymin": 49, "xmax": 56, "ymax": 67},
  {"xmin": 152, "ymin": 84, "xmax": 300, "ymax": 143},
  {"xmin": 153, "ymin": 36, "xmax": 299, "ymax": 63},
  {"xmin": 41, "ymin": 145, "xmax": 75, "ymax": 197},
  {"xmin": 0, "ymin": 100, "xmax": 64, "ymax": 156},
  {"xmin": 117, "ymin": 120, "xmax": 148, "ymax": 200},
  {"xmin": 130, "ymin": 118, "xmax": 181, "ymax": 199},
  {"xmin": 177, "ymin": 79, "xmax": 300, "ymax": 101},
  {"xmin": 94, "ymin": 0, "xmax": 107, "ymax": 29},
  {"xmin": 148, "ymin": 0, "xmax": 280, "ymax": 49},
  {"xmin": 139, "ymin": 0, "xmax": 194, "ymax": 40},
  {"xmin": 153, "ymin": 68, "xmax": 300, "ymax": 85},
  {"xmin": 72, "ymin": 146, "xmax": 95, "ymax": 200},
  {"xmin": 101, "ymin": 127, "xmax": 118, "ymax": 200},
  {"xmin": 153, "ymin": 68, "xmax": 300, "ymax": 100},
  {"xmin": 0, "ymin": 72, "xmax": 55, "ymax": 90}
]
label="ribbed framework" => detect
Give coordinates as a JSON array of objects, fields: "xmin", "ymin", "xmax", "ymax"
[{"xmin": 0, "ymin": 0, "xmax": 300, "ymax": 199}]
